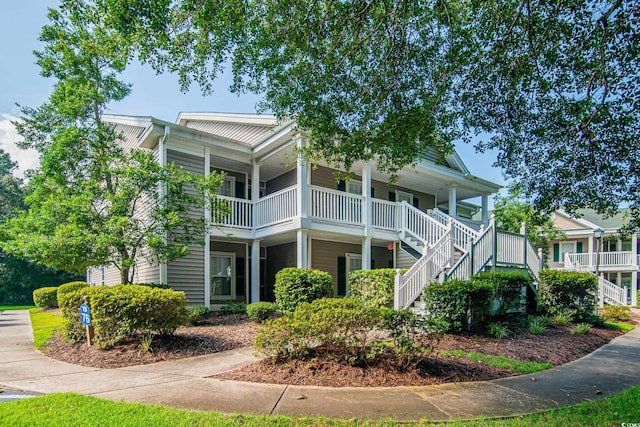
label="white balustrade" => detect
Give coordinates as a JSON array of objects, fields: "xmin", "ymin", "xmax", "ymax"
[
  {"xmin": 254, "ymin": 186, "xmax": 297, "ymax": 228},
  {"xmin": 568, "ymin": 251, "xmax": 637, "ymax": 269},
  {"xmin": 403, "ymin": 203, "xmax": 447, "ymax": 246},
  {"xmin": 496, "ymin": 231, "xmax": 525, "ymax": 265},
  {"xmin": 308, "ymin": 186, "xmax": 362, "ymax": 225},
  {"xmin": 600, "ymin": 276, "xmax": 627, "ymax": 306},
  {"xmin": 372, "ymin": 199, "xmax": 398, "ymax": 230},
  {"xmin": 217, "ymin": 196, "xmax": 253, "ymax": 228}
]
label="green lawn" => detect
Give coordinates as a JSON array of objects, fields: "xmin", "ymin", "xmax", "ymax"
[
  {"xmin": 0, "ymin": 386, "xmax": 638, "ymax": 427},
  {"xmin": 28, "ymin": 308, "xmax": 63, "ymax": 349},
  {"xmin": 0, "ymin": 305, "xmax": 35, "ymax": 311},
  {"xmin": 606, "ymin": 321, "xmax": 635, "ymax": 332},
  {"xmin": 440, "ymin": 350, "xmax": 553, "ymax": 374}
]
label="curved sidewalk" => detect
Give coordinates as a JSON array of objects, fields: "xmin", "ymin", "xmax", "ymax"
[{"xmin": 1, "ymin": 309, "xmax": 640, "ymax": 421}]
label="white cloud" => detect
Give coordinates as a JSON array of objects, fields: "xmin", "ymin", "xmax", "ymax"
[{"xmin": 0, "ymin": 113, "xmax": 39, "ymax": 178}]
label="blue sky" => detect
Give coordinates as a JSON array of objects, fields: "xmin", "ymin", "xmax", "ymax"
[{"xmin": 0, "ymin": 0, "xmax": 506, "ymax": 198}]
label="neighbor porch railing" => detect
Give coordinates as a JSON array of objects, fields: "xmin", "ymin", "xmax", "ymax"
[
  {"xmin": 599, "ymin": 275, "xmax": 627, "ymax": 306},
  {"xmin": 566, "ymin": 251, "xmax": 638, "ymax": 269}
]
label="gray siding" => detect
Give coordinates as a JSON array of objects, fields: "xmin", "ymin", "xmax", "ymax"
[
  {"xmin": 311, "ymin": 165, "xmax": 436, "ymax": 210},
  {"xmin": 166, "ymin": 149, "xmax": 206, "ymax": 304},
  {"xmin": 397, "ymin": 249, "xmax": 417, "ymax": 269},
  {"xmin": 266, "ymin": 169, "xmax": 296, "ymax": 194},
  {"xmin": 311, "ymin": 240, "xmax": 361, "ymax": 292}
]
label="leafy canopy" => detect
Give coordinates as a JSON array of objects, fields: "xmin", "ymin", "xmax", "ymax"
[
  {"xmin": 96, "ymin": 0, "xmax": 639, "ymax": 229},
  {"xmin": 1, "ymin": 0, "xmax": 225, "ymax": 284}
]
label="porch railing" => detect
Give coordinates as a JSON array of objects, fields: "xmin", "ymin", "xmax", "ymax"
[
  {"xmin": 566, "ymin": 251, "xmax": 638, "ymax": 269},
  {"xmin": 427, "ymin": 208, "xmax": 478, "ymax": 250},
  {"xmin": 309, "ymin": 185, "xmax": 362, "ymax": 225},
  {"xmin": 394, "ymin": 232, "xmax": 452, "ymax": 309},
  {"xmin": 599, "ymin": 275, "xmax": 627, "ymax": 306},
  {"xmin": 218, "ymin": 196, "xmax": 253, "ymax": 229},
  {"xmin": 402, "ymin": 202, "xmax": 448, "ymax": 246},
  {"xmin": 372, "ymin": 199, "xmax": 398, "ymax": 231},
  {"xmin": 254, "ymin": 186, "xmax": 297, "ymax": 228}
]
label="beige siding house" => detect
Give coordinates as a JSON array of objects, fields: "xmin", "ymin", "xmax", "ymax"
[
  {"xmin": 548, "ymin": 209, "xmax": 639, "ymax": 306},
  {"xmin": 87, "ymin": 112, "xmax": 543, "ymax": 310}
]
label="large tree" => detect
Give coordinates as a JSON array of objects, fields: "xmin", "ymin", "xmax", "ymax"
[
  {"xmin": 0, "ymin": 150, "xmax": 81, "ymax": 305},
  {"xmin": 97, "ymin": 0, "xmax": 638, "ymax": 230},
  {"xmin": 1, "ymin": 0, "xmax": 225, "ymax": 284}
]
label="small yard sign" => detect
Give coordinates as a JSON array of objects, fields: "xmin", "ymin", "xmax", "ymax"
[{"xmin": 80, "ymin": 303, "xmax": 92, "ymax": 326}]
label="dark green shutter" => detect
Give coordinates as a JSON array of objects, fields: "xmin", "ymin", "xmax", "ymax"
[
  {"xmin": 371, "ymin": 259, "xmax": 375, "ymax": 269},
  {"xmin": 553, "ymin": 243, "xmax": 559, "ymax": 262},
  {"xmin": 337, "ymin": 180, "xmax": 346, "ymax": 191},
  {"xmin": 388, "ymin": 192, "xmax": 396, "ymax": 202},
  {"xmin": 235, "ymin": 181, "xmax": 245, "ymax": 198},
  {"xmin": 576, "ymin": 242, "xmax": 583, "ymax": 253},
  {"xmin": 370, "ymin": 187, "xmax": 375, "ymax": 197},
  {"xmin": 413, "ymin": 198, "xmax": 419, "ymax": 209},
  {"xmin": 337, "ymin": 257, "xmax": 346, "ymax": 296}
]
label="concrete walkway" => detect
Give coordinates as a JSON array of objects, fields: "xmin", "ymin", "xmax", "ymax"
[{"xmin": 1, "ymin": 309, "xmax": 640, "ymax": 421}]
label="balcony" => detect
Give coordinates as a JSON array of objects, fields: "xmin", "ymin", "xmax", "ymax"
[
  {"xmin": 565, "ymin": 252, "xmax": 640, "ymax": 271},
  {"xmin": 212, "ymin": 184, "xmax": 450, "ymax": 240}
]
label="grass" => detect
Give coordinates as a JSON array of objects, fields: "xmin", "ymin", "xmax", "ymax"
[
  {"xmin": 0, "ymin": 305, "xmax": 35, "ymax": 311},
  {"xmin": 0, "ymin": 386, "xmax": 639, "ymax": 427},
  {"xmin": 605, "ymin": 321, "xmax": 635, "ymax": 332},
  {"xmin": 28, "ymin": 308, "xmax": 63, "ymax": 349},
  {"xmin": 441, "ymin": 350, "xmax": 553, "ymax": 374}
]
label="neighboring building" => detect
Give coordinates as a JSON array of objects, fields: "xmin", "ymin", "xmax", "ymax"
[
  {"xmin": 88, "ymin": 112, "xmax": 540, "ymax": 310},
  {"xmin": 548, "ymin": 209, "xmax": 638, "ymax": 306}
]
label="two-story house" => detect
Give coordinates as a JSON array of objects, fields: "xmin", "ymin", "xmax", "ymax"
[
  {"xmin": 548, "ymin": 209, "xmax": 639, "ymax": 306},
  {"xmin": 87, "ymin": 112, "xmax": 541, "ymax": 310}
]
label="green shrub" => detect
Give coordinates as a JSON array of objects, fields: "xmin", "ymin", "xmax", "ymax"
[
  {"xmin": 33, "ymin": 287, "xmax": 59, "ymax": 308},
  {"xmin": 381, "ymin": 308, "xmax": 447, "ymax": 370},
  {"xmin": 56, "ymin": 281, "xmax": 89, "ymax": 305},
  {"xmin": 274, "ymin": 268, "xmax": 334, "ymax": 313},
  {"xmin": 134, "ymin": 283, "xmax": 171, "ymax": 289},
  {"xmin": 600, "ymin": 305, "xmax": 631, "ymax": 322},
  {"xmin": 571, "ymin": 323, "xmax": 592, "ymax": 335},
  {"xmin": 349, "ymin": 269, "xmax": 405, "ymax": 308},
  {"xmin": 488, "ymin": 322, "xmax": 510, "ymax": 339},
  {"xmin": 475, "ymin": 270, "xmax": 532, "ymax": 316},
  {"xmin": 246, "ymin": 302, "xmax": 277, "ymax": 323},
  {"xmin": 186, "ymin": 306, "xmax": 210, "ymax": 325},
  {"xmin": 58, "ymin": 285, "xmax": 187, "ymax": 348},
  {"xmin": 552, "ymin": 309, "xmax": 576, "ymax": 326},
  {"xmin": 584, "ymin": 313, "xmax": 606, "ymax": 326},
  {"xmin": 254, "ymin": 298, "xmax": 383, "ymax": 363},
  {"xmin": 221, "ymin": 302, "xmax": 246, "ymax": 315},
  {"xmin": 422, "ymin": 279, "xmax": 494, "ymax": 332},
  {"xmin": 538, "ymin": 270, "xmax": 598, "ymax": 321},
  {"xmin": 528, "ymin": 316, "xmax": 549, "ymax": 335}
]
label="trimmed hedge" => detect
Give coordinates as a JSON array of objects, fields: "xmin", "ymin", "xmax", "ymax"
[
  {"xmin": 475, "ymin": 270, "xmax": 532, "ymax": 316},
  {"xmin": 33, "ymin": 287, "xmax": 59, "ymax": 308},
  {"xmin": 274, "ymin": 268, "xmax": 334, "ymax": 313},
  {"xmin": 538, "ymin": 270, "xmax": 597, "ymax": 321},
  {"xmin": 349, "ymin": 269, "xmax": 405, "ymax": 308},
  {"xmin": 56, "ymin": 281, "xmax": 89, "ymax": 305},
  {"xmin": 186, "ymin": 305, "xmax": 210, "ymax": 325},
  {"xmin": 422, "ymin": 279, "xmax": 494, "ymax": 332},
  {"xmin": 59, "ymin": 285, "xmax": 187, "ymax": 348},
  {"xmin": 246, "ymin": 302, "xmax": 277, "ymax": 323}
]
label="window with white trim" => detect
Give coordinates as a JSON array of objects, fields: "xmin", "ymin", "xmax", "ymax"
[
  {"xmin": 211, "ymin": 252, "xmax": 236, "ymax": 300},
  {"xmin": 219, "ymin": 176, "xmax": 236, "ymax": 197},
  {"xmin": 559, "ymin": 242, "xmax": 576, "ymax": 263},
  {"xmin": 346, "ymin": 180, "xmax": 362, "ymax": 195},
  {"xmin": 396, "ymin": 190, "xmax": 413, "ymax": 204}
]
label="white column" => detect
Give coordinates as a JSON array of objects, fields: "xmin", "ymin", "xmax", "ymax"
[
  {"xmin": 297, "ymin": 229, "xmax": 309, "ymax": 268},
  {"xmin": 159, "ymin": 129, "xmax": 169, "ymax": 285},
  {"xmin": 362, "ymin": 237, "xmax": 372, "ymax": 270},
  {"xmin": 632, "ymin": 271, "xmax": 638, "ymax": 307},
  {"xmin": 448, "ymin": 185, "xmax": 457, "ymax": 218},
  {"xmin": 251, "ymin": 239, "xmax": 261, "ymax": 303},
  {"xmin": 632, "ymin": 233, "xmax": 638, "ymax": 267},
  {"xmin": 296, "ymin": 135, "xmax": 308, "ymax": 219},
  {"xmin": 362, "ymin": 161, "xmax": 372, "ymax": 235},
  {"xmin": 481, "ymin": 193, "xmax": 489, "ymax": 227},
  {"xmin": 588, "ymin": 235, "xmax": 594, "ymax": 270},
  {"xmin": 203, "ymin": 146, "xmax": 211, "ymax": 308}
]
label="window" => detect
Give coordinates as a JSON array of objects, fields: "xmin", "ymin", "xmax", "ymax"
[
  {"xmin": 347, "ymin": 180, "xmax": 362, "ymax": 195},
  {"xmin": 219, "ymin": 176, "xmax": 236, "ymax": 197},
  {"xmin": 396, "ymin": 190, "xmax": 413, "ymax": 204},
  {"xmin": 345, "ymin": 253, "xmax": 362, "ymax": 295},
  {"xmin": 559, "ymin": 242, "xmax": 576, "ymax": 263},
  {"xmin": 211, "ymin": 252, "xmax": 236, "ymax": 300}
]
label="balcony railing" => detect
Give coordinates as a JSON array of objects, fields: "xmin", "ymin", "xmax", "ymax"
[
  {"xmin": 566, "ymin": 251, "xmax": 639, "ymax": 269},
  {"xmin": 254, "ymin": 186, "xmax": 297, "ymax": 229},
  {"xmin": 309, "ymin": 185, "xmax": 362, "ymax": 225}
]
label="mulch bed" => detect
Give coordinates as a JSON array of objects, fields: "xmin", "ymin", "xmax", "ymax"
[{"xmin": 41, "ymin": 311, "xmax": 626, "ymax": 387}]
